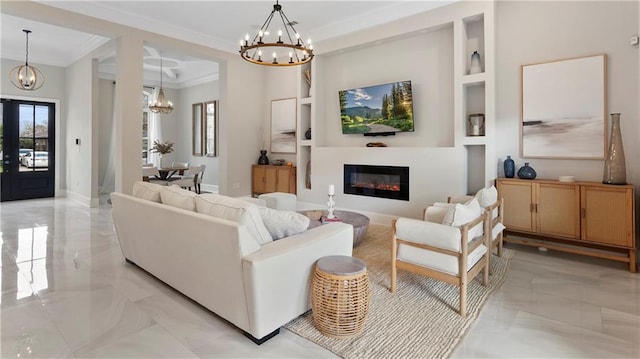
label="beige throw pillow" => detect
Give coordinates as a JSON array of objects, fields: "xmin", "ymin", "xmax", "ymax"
[
  {"xmin": 258, "ymin": 207, "xmax": 310, "ymax": 240},
  {"xmin": 195, "ymin": 194, "xmax": 273, "ymax": 245},
  {"xmin": 132, "ymin": 181, "xmax": 163, "ymax": 203},
  {"xmin": 442, "ymin": 198, "xmax": 483, "ymax": 240},
  {"xmin": 159, "ymin": 185, "xmax": 197, "ymax": 211}
]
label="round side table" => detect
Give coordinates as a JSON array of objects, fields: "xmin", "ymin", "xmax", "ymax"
[{"xmin": 311, "ymin": 255, "xmax": 370, "ymax": 338}]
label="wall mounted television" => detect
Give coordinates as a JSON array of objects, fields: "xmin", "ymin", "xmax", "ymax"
[{"xmin": 339, "ymin": 80, "xmax": 414, "ymax": 136}]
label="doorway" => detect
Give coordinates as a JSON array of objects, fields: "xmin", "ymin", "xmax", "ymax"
[{"xmin": 1, "ymin": 99, "xmax": 55, "ymax": 201}]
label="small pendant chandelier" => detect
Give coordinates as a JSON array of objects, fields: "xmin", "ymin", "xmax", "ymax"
[
  {"xmin": 149, "ymin": 58, "xmax": 173, "ymax": 114},
  {"xmin": 239, "ymin": 0, "xmax": 313, "ymax": 66},
  {"xmin": 10, "ymin": 29, "xmax": 45, "ymax": 91}
]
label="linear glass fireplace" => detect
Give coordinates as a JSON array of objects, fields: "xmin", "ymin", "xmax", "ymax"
[{"xmin": 344, "ymin": 164, "xmax": 409, "ymax": 201}]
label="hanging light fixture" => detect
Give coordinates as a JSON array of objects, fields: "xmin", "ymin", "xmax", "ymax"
[
  {"xmin": 149, "ymin": 58, "xmax": 173, "ymax": 114},
  {"xmin": 10, "ymin": 29, "xmax": 45, "ymax": 91},
  {"xmin": 239, "ymin": 0, "xmax": 313, "ymax": 66}
]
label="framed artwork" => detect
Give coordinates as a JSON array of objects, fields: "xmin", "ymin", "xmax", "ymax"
[
  {"xmin": 521, "ymin": 54, "xmax": 606, "ymax": 159},
  {"xmin": 270, "ymin": 97, "xmax": 297, "ymax": 154},
  {"xmin": 204, "ymin": 100, "xmax": 217, "ymax": 157},
  {"xmin": 192, "ymin": 103, "xmax": 203, "ymax": 156}
]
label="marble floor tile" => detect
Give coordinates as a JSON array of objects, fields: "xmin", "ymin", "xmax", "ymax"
[{"xmin": 2, "ymin": 197, "xmax": 639, "ymax": 358}]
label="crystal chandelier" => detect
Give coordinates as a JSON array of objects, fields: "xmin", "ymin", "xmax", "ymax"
[
  {"xmin": 149, "ymin": 58, "xmax": 173, "ymax": 114},
  {"xmin": 239, "ymin": 0, "xmax": 313, "ymax": 66},
  {"xmin": 10, "ymin": 29, "xmax": 45, "ymax": 91}
]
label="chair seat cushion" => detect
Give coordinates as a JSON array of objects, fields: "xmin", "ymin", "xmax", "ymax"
[
  {"xmin": 258, "ymin": 207, "xmax": 310, "ymax": 240},
  {"xmin": 195, "ymin": 194, "xmax": 273, "ymax": 245},
  {"xmin": 398, "ymin": 243, "xmax": 487, "ymax": 276}
]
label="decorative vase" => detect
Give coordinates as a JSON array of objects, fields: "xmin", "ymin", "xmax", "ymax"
[
  {"xmin": 305, "ymin": 128, "xmax": 311, "ymax": 140},
  {"xmin": 258, "ymin": 150, "xmax": 269, "ymax": 165},
  {"xmin": 602, "ymin": 113, "xmax": 626, "ymax": 185},
  {"xmin": 469, "ymin": 51, "xmax": 482, "ymax": 74},
  {"xmin": 467, "ymin": 114, "xmax": 485, "ymax": 136},
  {"xmin": 517, "ymin": 162, "xmax": 537, "ymax": 179},
  {"xmin": 504, "ymin": 155, "xmax": 515, "ymax": 178}
]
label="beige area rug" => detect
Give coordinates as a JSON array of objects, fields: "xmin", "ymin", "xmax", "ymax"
[{"xmin": 284, "ymin": 224, "xmax": 514, "ymax": 359}]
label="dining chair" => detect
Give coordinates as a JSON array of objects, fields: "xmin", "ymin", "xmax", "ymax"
[{"xmin": 172, "ymin": 164, "xmax": 205, "ymax": 193}]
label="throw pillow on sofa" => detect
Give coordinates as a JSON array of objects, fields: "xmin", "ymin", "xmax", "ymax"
[
  {"xmin": 132, "ymin": 181, "xmax": 163, "ymax": 202},
  {"xmin": 195, "ymin": 194, "xmax": 273, "ymax": 245},
  {"xmin": 160, "ymin": 185, "xmax": 198, "ymax": 211},
  {"xmin": 258, "ymin": 207, "xmax": 310, "ymax": 240},
  {"xmin": 441, "ymin": 198, "xmax": 483, "ymax": 240}
]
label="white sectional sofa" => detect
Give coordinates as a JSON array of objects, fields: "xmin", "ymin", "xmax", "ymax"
[{"xmin": 110, "ymin": 183, "xmax": 354, "ymax": 343}]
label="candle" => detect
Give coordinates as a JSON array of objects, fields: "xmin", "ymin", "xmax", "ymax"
[{"xmin": 328, "ymin": 184, "xmax": 335, "ymax": 195}]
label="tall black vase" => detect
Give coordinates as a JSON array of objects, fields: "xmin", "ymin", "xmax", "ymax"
[{"xmin": 258, "ymin": 150, "xmax": 269, "ymax": 165}]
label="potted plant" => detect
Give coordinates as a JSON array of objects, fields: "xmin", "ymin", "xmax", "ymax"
[{"xmin": 151, "ymin": 140, "xmax": 174, "ymax": 168}]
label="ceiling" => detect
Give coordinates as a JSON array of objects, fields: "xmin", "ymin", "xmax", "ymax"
[{"xmin": 1, "ymin": 1, "xmax": 454, "ymax": 88}]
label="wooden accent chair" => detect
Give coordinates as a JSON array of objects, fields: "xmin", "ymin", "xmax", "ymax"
[
  {"xmin": 390, "ymin": 199, "xmax": 490, "ymax": 316},
  {"xmin": 448, "ymin": 186, "xmax": 505, "ymax": 274}
]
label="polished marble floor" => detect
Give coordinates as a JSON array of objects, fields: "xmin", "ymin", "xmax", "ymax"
[{"xmin": 1, "ymin": 197, "xmax": 638, "ymax": 358}]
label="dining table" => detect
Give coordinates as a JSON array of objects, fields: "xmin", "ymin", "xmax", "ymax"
[{"xmin": 156, "ymin": 166, "xmax": 186, "ymax": 180}]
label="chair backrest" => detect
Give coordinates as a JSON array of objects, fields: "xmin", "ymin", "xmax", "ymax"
[
  {"xmin": 185, "ymin": 164, "xmax": 203, "ymax": 176},
  {"xmin": 142, "ymin": 163, "xmax": 154, "ymax": 168},
  {"xmin": 196, "ymin": 164, "xmax": 206, "ymax": 183},
  {"xmin": 172, "ymin": 162, "xmax": 189, "ymax": 169}
]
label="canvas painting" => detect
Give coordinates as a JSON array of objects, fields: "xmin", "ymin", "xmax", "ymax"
[
  {"xmin": 521, "ymin": 55, "xmax": 606, "ymax": 159},
  {"xmin": 271, "ymin": 97, "xmax": 297, "ymax": 154}
]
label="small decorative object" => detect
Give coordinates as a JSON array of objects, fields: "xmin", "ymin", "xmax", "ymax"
[
  {"xmin": 272, "ymin": 159, "xmax": 285, "ymax": 166},
  {"xmin": 327, "ymin": 184, "xmax": 336, "ymax": 219},
  {"xmin": 467, "ymin": 113, "xmax": 485, "ymax": 136},
  {"xmin": 286, "ymin": 162, "xmax": 293, "ymax": 167},
  {"xmin": 303, "ymin": 68, "xmax": 312, "ymax": 87},
  {"xmin": 305, "ymin": 161, "xmax": 311, "ymax": 189},
  {"xmin": 366, "ymin": 142, "xmax": 387, "ymax": 147},
  {"xmin": 559, "ymin": 175, "xmax": 575, "ymax": 182},
  {"xmin": 258, "ymin": 150, "xmax": 269, "ymax": 165},
  {"xmin": 469, "ymin": 51, "xmax": 482, "ymax": 74},
  {"xmin": 603, "ymin": 113, "xmax": 626, "ymax": 185},
  {"xmin": 503, "ymin": 155, "xmax": 515, "ymax": 178},
  {"xmin": 305, "ymin": 128, "xmax": 312, "ymax": 140},
  {"xmin": 517, "ymin": 162, "xmax": 537, "ymax": 179}
]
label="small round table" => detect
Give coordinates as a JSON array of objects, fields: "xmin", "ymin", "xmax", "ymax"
[
  {"xmin": 311, "ymin": 255, "xmax": 370, "ymax": 338},
  {"xmin": 300, "ymin": 210, "xmax": 370, "ymax": 247}
]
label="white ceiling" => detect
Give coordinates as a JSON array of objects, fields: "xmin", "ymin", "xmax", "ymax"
[{"xmin": 1, "ymin": 1, "xmax": 454, "ymax": 88}]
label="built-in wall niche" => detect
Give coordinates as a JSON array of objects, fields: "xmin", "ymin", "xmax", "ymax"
[
  {"xmin": 463, "ymin": 81, "xmax": 486, "ymax": 137},
  {"xmin": 463, "ymin": 14, "xmax": 485, "ymax": 75},
  {"xmin": 465, "ymin": 145, "xmax": 485, "ymax": 194},
  {"xmin": 299, "ymin": 102, "xmax": 312, "ymax": 142}
]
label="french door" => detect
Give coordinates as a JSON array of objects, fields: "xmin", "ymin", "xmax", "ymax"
[{"xmin": 1, "ymin": 99, "xmax": 55, "ymax": 201}]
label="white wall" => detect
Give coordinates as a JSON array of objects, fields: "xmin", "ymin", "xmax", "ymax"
[
  {"xmin": 1, "ymin": 58, "xmax": 66, "ymax": 193},
  {"xmin": 97, "ymin": 78, "xmax": 114, "ymax": 191},
  {"xmin": 319, "ymin": 27, "xmax": 454, "ymax": 148},
  {"xmin": 176, "ymin": 80, "xmax": 219, "ymax": 186},
  {"xmin": 264, "ymin": 66, "xmax": 297, "ymax": 166},
  {"xmin": 65, "ymin": 56, "xmax": 99, "ymax": 206},
  {"xmin": 496, "ymin": 1, "xmax": 639, "ymax": 185}
]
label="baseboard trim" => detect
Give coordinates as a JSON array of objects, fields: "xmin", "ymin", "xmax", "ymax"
[{"xmin": 67, "ymin": 190, "xmax": 99, "ymax": 208}]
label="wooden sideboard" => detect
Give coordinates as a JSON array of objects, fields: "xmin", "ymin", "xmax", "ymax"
[
  {"xmin": 251, "ymin": 165, "xmax": 296, "ymax": 197},
  {"xmin": 497, "ymin": 178, "xmax": 636, "ymax": 272}
]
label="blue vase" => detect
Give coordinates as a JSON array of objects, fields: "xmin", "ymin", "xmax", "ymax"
[
  {"xmin": 504, "ymin": 156, "xmax": 515, "ymax": 178},
  {"xmin": 517, "ymin": 162, "xmax": 537, "ymax": 179},
  {"xmin": 258, "ymin": 150, "xmax": 269, "ymax": 165}
]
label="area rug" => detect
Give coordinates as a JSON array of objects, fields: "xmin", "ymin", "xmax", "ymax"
[{"xmin": 284, "ymin": 224, "xmax": 514, "ymax": 359}]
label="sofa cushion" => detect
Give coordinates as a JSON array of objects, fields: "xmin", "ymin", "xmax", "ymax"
[
  {"xmin": 196, "ymin": 194, "xmax": 273, "ymax": 245},
  {"xmin": 442, "ymin": 198, "xmax": 483, "ymax": 240},
  {"xmin": 160, "ymin": 185, "xmax": 197, "ymax": 211},
  {"xmin": 258, "ymin": 207, "xmax": 310, "ymax": 240},
  {"xmin": 132, "ymin": 181, "xmax": 163, "ymax": 202}
]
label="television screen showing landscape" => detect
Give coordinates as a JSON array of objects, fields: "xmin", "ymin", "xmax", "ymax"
[{"xmin": 340, "ymin": 80, "xmax": 414, "ymax": 134}]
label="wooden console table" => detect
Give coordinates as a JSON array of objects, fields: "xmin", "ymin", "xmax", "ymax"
[{"xmin": 497, "ymin": 178, "xmax": 636, "ymax": 272}]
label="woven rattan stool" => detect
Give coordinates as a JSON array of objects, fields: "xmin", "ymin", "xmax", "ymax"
[{"xmin": 311, "ymin": 255, "xmax": 370, "ymax": 338}]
